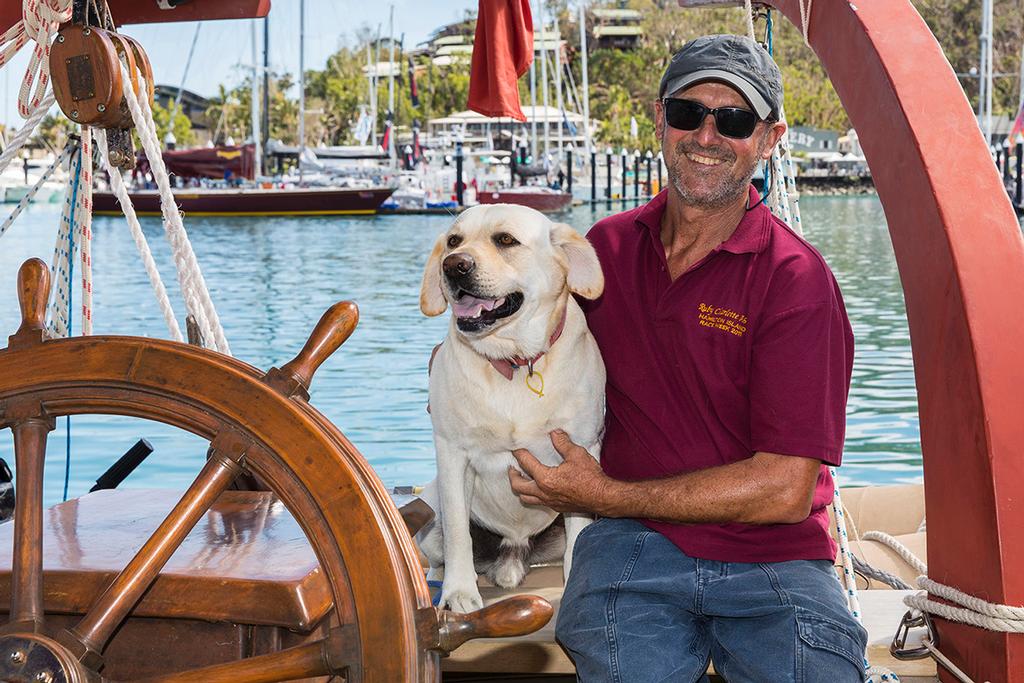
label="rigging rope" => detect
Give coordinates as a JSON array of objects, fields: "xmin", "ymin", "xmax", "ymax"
[
  {"xmin": 120, "ymin": 66, "xmax": 231, "ymax": 355},
  {"xmin": 48, "ymin": 139, "xmax": 83, "ymax": 338},
  {"xmin": 0, "ymin": 0, "xmax": 72, "ymax": 117},
  {"xmin": 77, "ymin": 128, "xmax": 93, "ymax": 335},
  {"xmin": 0, "ymin": 91, "xmax": 55, "ymax": 178},
  {"xmin": 798, "ymin": 0, "xmax": 814, "ymax": 47},
  {"xmin": 0, "ymin": 139, "xmax": 74, "ymax": 240},
  {"xmin": 863, "ymin": 531, "xmax": 1024, "ymax": 633},
  {"xmin": 93, "ymin": 128, "xmax": 184, "ymax": 343}
]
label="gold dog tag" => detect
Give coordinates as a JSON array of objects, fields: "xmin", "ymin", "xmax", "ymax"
[{"xmin": 524, "ymin": 370, "xmax": 544, "ymax": 398}]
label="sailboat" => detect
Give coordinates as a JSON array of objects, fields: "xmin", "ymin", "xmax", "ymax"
[{"xmin": 93, "ymin": 6, "xmax": 395, "ymax": 217}]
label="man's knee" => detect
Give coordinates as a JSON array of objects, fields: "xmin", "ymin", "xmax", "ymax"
[{"xmin": 794, "ymin": 605, "xmax": 868, "ymax": 682}]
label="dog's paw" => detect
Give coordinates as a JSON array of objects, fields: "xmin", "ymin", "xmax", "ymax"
[
  {"xmin": 440, "ymin": 583, "xmax": 485, "ymax": 613},
  {"xmin": 489, "ymin": 556, "xmax": 528, "ymax": 589}
]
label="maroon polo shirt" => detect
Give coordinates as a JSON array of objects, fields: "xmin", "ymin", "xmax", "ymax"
[{"xmin": 582, "ymin": 188, "xmax": 854, "ymax": 563}]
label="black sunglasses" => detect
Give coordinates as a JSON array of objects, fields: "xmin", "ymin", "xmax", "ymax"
[{"xmin": 662, "ymin": 98, "xmax": 761, "ymax": 139}]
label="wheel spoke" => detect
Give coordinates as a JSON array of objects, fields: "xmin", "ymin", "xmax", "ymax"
[
  {"xmin": 58, "ymin": 431, "xmax": 249, "ymax": 666},
  {"xmin": 131, "ymin": 625, "xmax": 356, "ymax": 683},
  {"xmin": 7, "ymin": 410, "xmax": 54, "ymax": 632}
]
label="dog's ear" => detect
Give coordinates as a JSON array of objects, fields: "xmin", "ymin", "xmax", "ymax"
[
  {"xmin": 420, "ymin": 235, "xmax": 448, "ymax": 316},
  {"xmin": 551, "ymin": 223, "xmax": 604, "ymax": 299}
]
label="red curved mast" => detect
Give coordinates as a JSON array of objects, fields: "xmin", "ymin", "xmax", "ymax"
[{"xmin": 756, "ymin": 1, "xmax": 1024, "ymax": 680}]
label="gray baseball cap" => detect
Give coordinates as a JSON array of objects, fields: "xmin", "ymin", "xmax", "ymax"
[{"xmin": 659, "ymin": 34, "xmax": 783, "ymax": 120}]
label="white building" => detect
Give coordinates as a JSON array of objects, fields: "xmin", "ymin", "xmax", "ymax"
[{"xmin": 426, "ymin": 106, "xmax": 596, "ymax": 151}]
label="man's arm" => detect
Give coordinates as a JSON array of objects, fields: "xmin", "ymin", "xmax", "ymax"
[{"xmin": 509, "ymin": 430, "xmax": 821, "ymax": 526}]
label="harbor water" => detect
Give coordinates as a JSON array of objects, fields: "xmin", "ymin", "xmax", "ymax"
[{"xmin": 0, "ymin": 196, "xmax": 921, "ymax": 505}]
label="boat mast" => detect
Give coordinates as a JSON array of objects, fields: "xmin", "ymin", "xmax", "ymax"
[
  {"xmin": 251, "ymin": 20, "xmax": 262, "ymax": 178},
  {"xmin": 298, "ymin": 0, "xmax": 306, "ymax": 183},
  {"xmin": 373, "ymin": 24, "xmax": 382, "ymax": 145},
  {"xmin": 366, "ymin": 39, "xmax": 375, "ymax": 144},
  {"xmin": 537, "ymin": 0, "xmax": 551, "ymax": 166},
  {"xmin": 579, "ymin": 1, "xmax": 590, "ymax": 157},
  {"xmin": 978, "ymin": 0, "xmax": 993, "ymax": 143},
  {"xmin": 530, "ymin": 53, "xmax": 538, "ymax": 160},
  {"xmin": 173, "ymin": 25, "xmax": 201, "ymax": 120},
  {"xmin": 262, "ymin": 17, "xmax": 270, "ymax": 165},
  {"xmin": 553, "ymin": 11, "xmax": 564, "ymax": 161},
  {"xmin": 1019, "ymin": 41, "xmax": 1024, "ymax": 112},
  {"xmin": 388, "ymin": 5, "xmax": 397, "ymax": 168}
]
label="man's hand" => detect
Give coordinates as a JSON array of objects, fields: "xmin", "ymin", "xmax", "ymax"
[{"xmin": 509, "ymin": 430, "xmax": 613, "ymax": 514}]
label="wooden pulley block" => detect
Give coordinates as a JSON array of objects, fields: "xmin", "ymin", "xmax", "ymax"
[
  {"xmin": 107, "ymin": 32, "xmax": 140, "ymax": 129},
  {"xmin": 120, "ymin": 34, "xmax": 155, "ymax": 105},
  {"xmin": 49, "ymin": 24, "xmax": 125, "ymax": 127}
]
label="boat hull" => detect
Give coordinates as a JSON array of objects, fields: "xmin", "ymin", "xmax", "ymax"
[
  {"xmin": 476, "ymin": 190, "xmax": 572, "ymax": 213},
  {"xmin": 92, "ymin": 187, "xmax": 395, "ymax": 216}
]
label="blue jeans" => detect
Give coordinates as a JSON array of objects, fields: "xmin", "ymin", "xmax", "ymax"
[{"xmin": 556, "ymin": 518, "xmax": 867, "ymax": 683}]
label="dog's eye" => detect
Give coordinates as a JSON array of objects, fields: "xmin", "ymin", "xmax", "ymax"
[
  {"xmin": 493, "ymin": 233, "xmax": 519, "ymax": 247},
  {"xmin": 446, "ymin": 234, "xmax": 462, "ymax": 248}
]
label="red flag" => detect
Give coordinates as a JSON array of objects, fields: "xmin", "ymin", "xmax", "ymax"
[
  {"xmin": 468, "ymin": 0, "xmax": 533, "ymax": 122},
  {"xmin": 1008, "ymin": 101, "xmax": 1024, "ymax": 147}
]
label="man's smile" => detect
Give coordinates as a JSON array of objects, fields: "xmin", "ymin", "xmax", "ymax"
[{"xmin": 686, "ymin": 152, "xmax": 726, "ymax": 166}]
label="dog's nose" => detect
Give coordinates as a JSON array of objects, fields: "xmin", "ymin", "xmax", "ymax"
[{"xmin": 443, "ymin": 252, "xmax": 475, "ymax": 278}]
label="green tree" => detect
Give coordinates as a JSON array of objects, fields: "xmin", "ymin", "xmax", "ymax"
[
  {"xmin": 34, "ymin": 114, "xmax": 77, "ymax": 151},
  {"xmin": 150, "ymin": 100, "xmax": 195, "ymax": 146},
  {"xmin": 205, "ymin": 72, "xmax": 300, "ymax": 145}
]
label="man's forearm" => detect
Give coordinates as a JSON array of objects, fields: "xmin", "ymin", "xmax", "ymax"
[{"xmin": 596, "ymin": 452, "xmax": 820, "ymax": 526}]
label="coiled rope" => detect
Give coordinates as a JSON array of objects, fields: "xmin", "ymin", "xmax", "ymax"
[{"xmin": 862, "ymin": 531, "xmax": 1024, "ymax": 634}]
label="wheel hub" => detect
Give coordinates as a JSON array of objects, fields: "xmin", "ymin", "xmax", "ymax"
[{"xmin": 0, "ymin": 634, "xmax": 81, "ymax": 683}]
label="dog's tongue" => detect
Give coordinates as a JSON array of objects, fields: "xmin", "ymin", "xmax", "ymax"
[{"xmin": 453, "ymin": 294, "xmax": 505, "ymax": 319}]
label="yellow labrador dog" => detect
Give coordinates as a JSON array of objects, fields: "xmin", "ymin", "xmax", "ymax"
[{"xmin": 416, "ymin": 203, "xmax": 605, "ymax": 613}]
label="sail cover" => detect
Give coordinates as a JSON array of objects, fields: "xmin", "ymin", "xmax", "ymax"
[{"xmin": 160, "ymin": 144, "xmax": 256, "ymax": 180}]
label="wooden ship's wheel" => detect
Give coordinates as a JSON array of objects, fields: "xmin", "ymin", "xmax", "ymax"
[{"xmin": 0, "ymin": 259, "xmax": 552, "ymax": 683}]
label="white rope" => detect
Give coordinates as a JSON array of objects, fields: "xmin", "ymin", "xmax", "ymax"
[
  {"xmin": 909, "ymin": 578, "xmax": 1024, "ymax": 630},
  {"xmin": 742, "ymin": 0, "xmax": 756, "ymax": 41},
  {"xmin": 778, "ymin": 122, "xmax": 803, "ymax": 233},
  {"xmin": 0, "ymin": 139, "xmax": 73, "ymax": 239},
  {"xmin": 76, "ymin": 127, "xmax": 93, "ymax": 335},
  {"xmin": 831, "ymin": 472, "xmax": 901, "ymax": 682},
  {"xmin": 740, "ymin": 6, "xmax": 802, "ymax": 232},
  {"xmin": 120, "ymin": 65, "xmax": 230, "ymax": 355},
  {"xmin": 862, "ymin": 531, "xmax": 928, "ymax": 575},
  {"xmin": 48, "ymin": 140, "xmax": 82, "ymax": 338},
  {"xmin": 0, "ymin": 91, "xmax": 54, "ymax": 177},
  {"xmin": 93, "ymin": 128, "xmax": 184, "ymax": 343},
  {"xmin": 830, "ymin": 469, "xmax": 863, "ymax": 620},
  {"xmin": 862, "ymin": 529, "xmax": 1024, "ymax": 633},
  {"xmin": 798, "ymin": 0, "xmax": 813, "ymax": 47},
  {"xmin": 0, "ymin": 0, "xmax": 73, "ymax": 117}
]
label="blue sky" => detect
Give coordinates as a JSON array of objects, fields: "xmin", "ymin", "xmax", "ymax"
[{"xmin": 2, "ymin": 0, "xmax": 477, "ymax": 129}]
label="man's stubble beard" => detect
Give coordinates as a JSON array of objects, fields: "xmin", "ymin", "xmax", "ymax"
[{"xmin": 665, "ymin": 130, "xmax": 770, "ymax": 210}]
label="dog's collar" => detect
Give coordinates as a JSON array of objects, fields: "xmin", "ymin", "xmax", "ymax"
[{"xmin": 488, "ymin": 307, "xmax": 568, "ymax": 381}]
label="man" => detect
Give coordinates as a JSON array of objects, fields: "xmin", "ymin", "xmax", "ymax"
[{"xmin": 509, "ymin": 35, "xmax": 867, "ymax": 682}]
